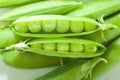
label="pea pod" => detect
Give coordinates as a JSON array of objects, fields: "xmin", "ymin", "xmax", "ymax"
[
  {"xmin": 1, "ymin": 50, "xmax": 62, "ymax": 69},
  {"xmin": 11, "ymin": 15, "xmax": 104, "ymax": 38},
  {"xmin": 36, "ymin": 57, "xmax": 106, "ymax": 80},
  {"xmin": 0, "ymin": 1, "xmax": 81, "ymax": 21},
  {"xmin": 0, "ymin": 0, "xmax": 42, "ymax": 8},
  {"xmin": 0, "ymin": 27, "xmax": 22, "ymax": 48},
  {"xmin": 67, "ymin": 0, "xmax": 120, "ymax": 19},
  {"xmin": 85, "ymin": 37, "xmax": 120, "ymax": 80},
  {"xmin": 5, "ymin": 38, "xmax": 106, "ymax": 58}
]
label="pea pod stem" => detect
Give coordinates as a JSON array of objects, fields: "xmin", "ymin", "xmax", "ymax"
[{"xmin": 80, "ymin": 13, "xmax": 120, "ymax": 44}]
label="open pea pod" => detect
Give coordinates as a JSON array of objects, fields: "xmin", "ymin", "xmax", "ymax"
[
  {"xmin": 6, "ymin": 38, "xmax": 106, "ymax": 58},
  {"xmin": 11, "ymin": 15, "xmax": 104, "ymax": 37}
]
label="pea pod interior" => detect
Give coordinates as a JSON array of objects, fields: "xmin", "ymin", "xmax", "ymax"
[
  {"xmin": 11, "ymin": 15, "xmax": 101, "ymax": 37},
  {"xmin": 23, "ymin": 38, "xmax": 106, "ymax": 58}
]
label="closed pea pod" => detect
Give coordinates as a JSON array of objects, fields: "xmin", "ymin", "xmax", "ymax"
[
  {"xmin": 5, "ymin": 38, "xmax": 106, "ymax": 58},
  {"xmin": 11, "ymin": 15, "xmax": 105, "ymax": 38},
  {"xmin": 0, "ymin": 1, "xmax": 81, "ymax": 21},
  {"xmin": 0, "ymin": 27, "xmax": 22, "ymax": 48},
  {"xmin": 0, "ymin": 0, "xmax": 42, "ymax": 8},
  {"xmin": 67, "ymin": 0, "xmax": 120, "ymax": 19},
  {"xmin": 36, "ymin": 57, "xmax": 106, "ymax": 80},
  {"xmin": 1, "ymin": 50, "xmax": 62, "ymax": 69},
  {"xmin": 0, "ymin": 0, "xmax": 81, "ymax": 28}
]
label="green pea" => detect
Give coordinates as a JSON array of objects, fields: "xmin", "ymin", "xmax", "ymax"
[
  {"xmin": 14, "ymin": 22, "xmax": 28, "ymax": 33},
  {"xmin": 56, "ymin": 20, "xmax": 69, "ymax": 33},
  {"xmin": 71, "ymin": 21, "xmax": 84, "ymax": 33},
  {"xmin": 84, "ymin": 22, "xmax": 96, "ymax": 31},
  {"xmin": 42, "ymin": 20, "xmax": 56, "ymax": 32},
  {"xmin": 28, "ymin": 21, "xmax": 41, "ymax": 33},
  {"xmin": 30, "ymin": 44, "xmax": 42, "ymax": 49},
  {"xmin": 57, "ymin": 43, "xmax": 69, "ymax": 52},
  {"xmin": 70, "ymin": 43, "xmax": 83, "ymax": 52},
  {"xmin": 84, "ymin": 44, "xmax": 97, "ymax": 53},
  {"xmin": 43, "ymin": 43, "xmax": 56, "ymax": 51}
]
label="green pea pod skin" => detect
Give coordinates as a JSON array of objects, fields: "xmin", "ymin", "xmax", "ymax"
[
  {"xmin": 0, "ymin": 0, "xmax": 43, "ymax": 8},
  {"xmin": 85, "ymin": 37, "xmax": 120, "ymax": 80},
  {"xmin": 80, "ymin": 13, "xmax": 120, "ymax": 44},
  {"xmin": 105, "ymin": 13, "xmax": 120, "ymax": 27},
  {"xmin": 8, "ymin": 38, "xmax": 106, "ymax": 58},
  {"xmin": 67, "ymin": 0, "xmax": 120, "ymax": 19},
  {"xmin": 0, "ymin": 27, "xmax": 21, "ymax": 48},
  {"xmin": 11, "ymin": 15, "xmax": 101, "ymax": 37},
  {"xmin": 0, "ymin": 1, "xmax": 81, "ymax": 21},
  {"xmin": 36, "ymin": 57, "xmax": 105, "ymax": 80},
  {"xmin": 1, "ymin": 50, "xmax": 63, "ymax": 69}
]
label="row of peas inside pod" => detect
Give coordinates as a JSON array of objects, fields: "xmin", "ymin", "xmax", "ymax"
[
  {"xmin": 0, "ymin": 14, "xmax": 108, "ymax": 68},
  {"xmin": 0, "ymin": 0, "xmax": 119, "ymax": 80},
  {"xmin": 11, "ymin": 15, "xmax": 104, "ymax": 37},
  {"xmin": 0, "ymin": 13, "xmax": 111, "ymax": 69},
  {"xmin": 0, "ymin": 0, "xmax": 111, "ymax": 70}
]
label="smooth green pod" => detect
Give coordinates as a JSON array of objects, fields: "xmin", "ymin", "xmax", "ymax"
[
  {"xmin": 67, "ymin": 0, "xmax": 120, "ymax": 19},
  {"xmin": 0, "ymin": 0, "xmax": 42, "ymax": 8},
  {"xmin": 85, "ymin": 37, "xmax": 120, "ymax": 80},
  {"xmin": 36, "ymin": 57, "xmax": 105, "ymax": 80},
  {"xmin": 1, "ymin": 50, "xmax": 61, "ymax": 69},
  {"xmin": 0, "ymin": 27, "xmax": 21, "ymax": 48},
  {"xmin": 11, "ymin": 15, "xmax": 102, "ymax": 38},
  {"xmin": 0, "ymin": 1, "xmax": 81, "ymax": 21},
  {"xmin": 5, "ymin": 38, "xmax": 106, "ymax": 58}
]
